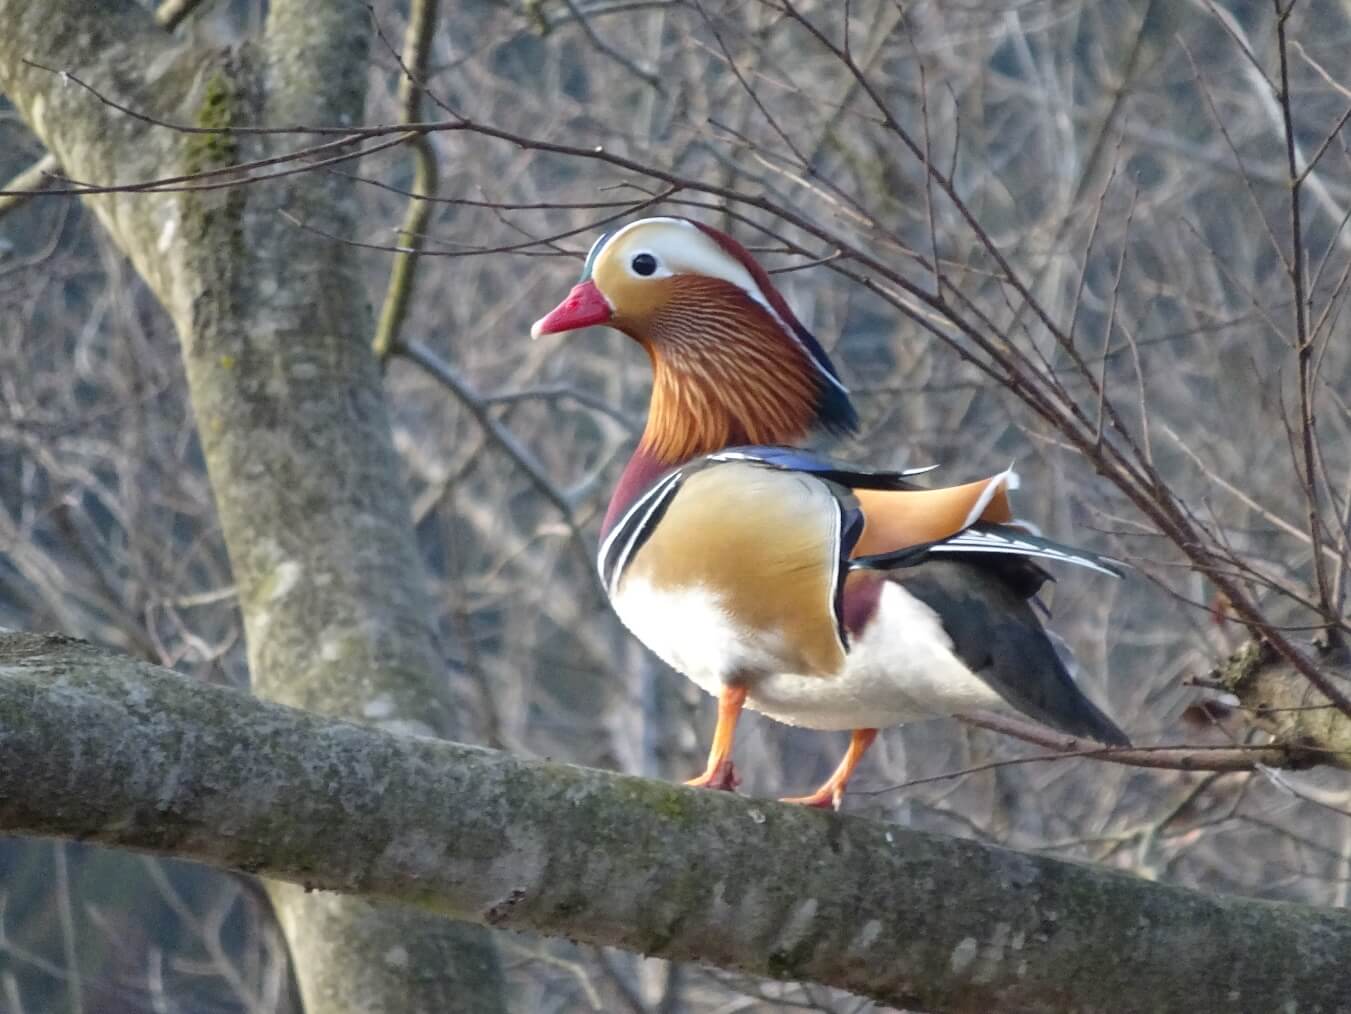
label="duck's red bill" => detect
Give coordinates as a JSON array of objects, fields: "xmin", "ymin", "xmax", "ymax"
[{"xmin": 530, "ymin": 280, "xmax": 613, "ymax": 339}]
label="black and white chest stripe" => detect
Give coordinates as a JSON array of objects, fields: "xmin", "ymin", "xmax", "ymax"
[{"xmin": 597, "ymin": 469, "xmax": 687, "ymax": 597}]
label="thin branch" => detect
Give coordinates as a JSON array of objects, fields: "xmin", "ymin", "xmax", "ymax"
[
  {"xmin": 396, "ymin": 338, "xmax": 602, "ymax": 594},
  {"xmin": 3, "ymin": 130, "xmax": 413, "ymax": 198},
  {"xmin": 559, "ymin": 0, "xmax": 664, "ymax": 93},
  {"xmin": 282, "ymin": 187, "xmax": 678, "ymax": 259},
  {"xmin": 694, "ymin": 0, "xmax": 807, "ymax": 167},
  {"xmin": 1159, "ymin": 424, "xmax": 1342, "ymax": 566},
  {"xmin": 1177, "ymin": 34, "xmax": 1292, "ymax": 280},
  {"xmin": 957, "ymin": 713, "xmax": 1319, "ymax": 773},
  {"xmin": 1274, "ymin": 1, "xmax": 1335, "ymax": 627},
  {"xmin": 534, "ymin": 0, "xmax": 680, "ymax": 32},
  {"xmin": 1334, "ymin": 467, "xmax": 1351, "ymax": 617},
  {"xmin": 479, "ymin": 384, "xmax": 638, "ymax": 430},
  {"xmin": 1095, "ymin": 184, "xmax": 1138, "ymax": 446},
  {"xmin": 372, "ymin": 0, "xmax": 441, "ymax": 360},
  {"xmin": 906, "ymin": 12, "xmax": 943, "ymax": 295},
  {"xmin": 0, "ymin": 155, "xmax": 55, "ymax": 217}
]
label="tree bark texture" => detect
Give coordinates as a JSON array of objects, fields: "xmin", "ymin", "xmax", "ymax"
[
  {"xmin": 2, "ymin": 631, "xmax": 1350, "ymax": 1014},
  {"xmin": 0, "ymin": 1, "xmax": 504, "ymax": 1010},
  {"xmin": 1217, "ymin": 639, "xmax": 1351, "ymax": 763}
]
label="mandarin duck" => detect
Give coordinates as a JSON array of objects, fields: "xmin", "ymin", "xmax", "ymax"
[{"xmin": 531, "ymin": 217, "xmax": 1128, "ymax": 808}]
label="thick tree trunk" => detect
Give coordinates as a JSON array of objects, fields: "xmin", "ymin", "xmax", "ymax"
[
  {"xmin": 4, "ymin": 630, "xmax": 1351, "ymax": 1014},
  {"xmin": 0, "ymin": 1, "xmax": 504, "ymax": 1010}
]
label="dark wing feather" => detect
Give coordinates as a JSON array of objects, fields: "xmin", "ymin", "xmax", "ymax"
[
  {"xmin": 853, "ymin": 523, "xmax": 1125, "ymax": 580},
  {"xmin": 892, "ymin": 561, "xmax": 1129, "ymax": 746}
]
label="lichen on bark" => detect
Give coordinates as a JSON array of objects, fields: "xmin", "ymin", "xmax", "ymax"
[
  {"xmin": 179, "ymin": 63, "xmax": 246, "ymax": 254},
  {"xmin": 185, "ymin": 71, "xmax": 239, "ymax": 170},
  {"xmin": 1215, "ymin": 638, "xmax": 1351, "ymax": 768}
]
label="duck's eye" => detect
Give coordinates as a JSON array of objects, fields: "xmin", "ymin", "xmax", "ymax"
[{"xmin": 631, "ymin": 253, "xmax": 658, "ymax": 276}]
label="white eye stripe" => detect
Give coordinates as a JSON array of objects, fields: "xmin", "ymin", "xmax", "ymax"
[
  {"xmin": 601, "ymin": 220, "xmax": 782, "ymax": 315},
  {"xmin": 605, "ymin": 220, "xmax": 756, "ymax": 291},
  {"xmin": 597, "ymin": 218, "xmax": 851, "ymax": 394}
]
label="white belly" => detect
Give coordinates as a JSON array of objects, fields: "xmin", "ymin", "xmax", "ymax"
[{"xmin": 611, "ymin": 578, "xmax": 1008, "ymax": 731}]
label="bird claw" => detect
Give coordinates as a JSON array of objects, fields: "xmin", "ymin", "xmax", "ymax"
[
  {"xmin": 685, "ymin": 758, "xmax": 740, "ymax": 792},
  {"xmin": 779, "ymin": 787, "xmax": 843, "ymax": 810}
]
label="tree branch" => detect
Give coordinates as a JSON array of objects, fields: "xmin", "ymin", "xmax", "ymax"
[
  {"xmin": 371, "ymin": 0, "xmax": 441, "ymax": 360},
  {"xmin": 2, "ymin": 630, "xmax": 1350, "ymax": 1014},
  {"xmin": 0, "ymin": 0, "xmax": 196, "ymax": 304},
  {"xmin": 0, "ymin": 154, "xmax": 56, "ymax": 217},
  {"xmin": 1216, "ymin": 638, "xmax": 1351, "ymax": 757},
  {"xmin": 0, "ymin": 0, "xmax": 213, "ymax": 221}
]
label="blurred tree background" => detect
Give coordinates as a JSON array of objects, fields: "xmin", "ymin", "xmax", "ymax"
[{"xmin": 2, "ymin": 0, "xmax": 1351, "ymax": 1011}]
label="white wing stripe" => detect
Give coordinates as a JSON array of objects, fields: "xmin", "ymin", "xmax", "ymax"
[
  {"xmin": 959, "ymin": 467, "xmax": 1020, "ymax": 530},
  {"xmin": 928, "ymin": 542, "xmax": 1121, "ymax": 577}
]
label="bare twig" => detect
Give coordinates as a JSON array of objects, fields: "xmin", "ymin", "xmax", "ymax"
[
  {"xmin": 2, "ymin": 128, "xmax": 414, "ymax": 197},
  {"xmin": 1273, "ymin": 1, "xmax": 1336, "ymax": 628},
  {"xmin": 0, "ymin": 156, "xmax": 55, "ymax": 217},
  {"xmin": 560, "ymin": 0, "xmax": 664, "ymax": 93},
  {"xmin": 372, "ymin": 0, "xmax": 441, "ymax": 360},
  {"xmin": 957, "ymin": 712, "xmax": 1317, "ymax": 774},
  {"xmin": 396, "ymin": 338, "xmax": 602, "ymax": 594}
]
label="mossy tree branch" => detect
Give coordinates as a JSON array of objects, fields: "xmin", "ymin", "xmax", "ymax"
[{"xmin": 2, "ymin": 630, "xmax": 1350, "ymax": 1014}]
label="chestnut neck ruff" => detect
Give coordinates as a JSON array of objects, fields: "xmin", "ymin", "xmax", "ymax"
[{"xmin": 601, "ymin": 276, "xmax": 857, "ymax": 535}]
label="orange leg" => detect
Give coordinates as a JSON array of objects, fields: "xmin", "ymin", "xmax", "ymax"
[
  {"xmin": 684, "ymin": 684, "xmax": 747, "ymax": 792},
  {"xmin": 781, "ymin": 729, "xmax": 878, "ymax": 810}
]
